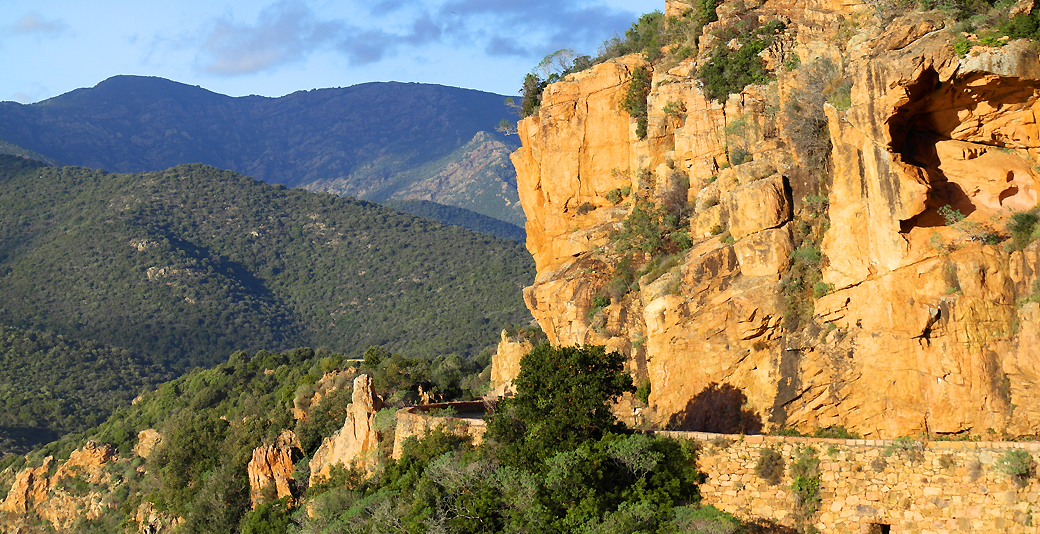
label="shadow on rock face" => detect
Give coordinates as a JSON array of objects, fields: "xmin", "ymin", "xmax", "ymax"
[{"xmin": 667, "ymin": 382, "xmax": 763, "ymax": 434}]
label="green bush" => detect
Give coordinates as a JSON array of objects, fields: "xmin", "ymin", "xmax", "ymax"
[
  {"xmin": 790, "ymin": 446, "xmax": 822, "ymax": 521},
  {"xmin": 588, "ymin": 295, "xmax": 611, "ymax": 320},
  {"xmin": 621, "ymin": 66, "xmax": 653, "ymax": 139},
  {"xmin": 938, "ymin": 204, "xmax": 1000, "ymax": 244},
  {"xmin": 1007, "ymin": 207, "xmax": 1040, "ymax": 250},
  {"xmin": 240, "ymin": 497, "xmax": 291, "ymax": 534},
  {"xmin": 885, "ymin": 436, "xmax": 925, "ymax": 464},
  {"xmin": 697, "ymin": 20, "xmax": 786, "ymax": 101},
  {"xmin": 487, "ymin": 344, "xmax": 635, "ymax": 465},
  {"xmin": 729, "ymin": 147, "xmax": 751, "ymax": 166},
  {"xmin": 519, "ymin": 5, "xmax": 719, "ymax": 121},
  {"xmin": 996, "ymin": 449, "xmax": 1033, "ymax": 485},
  {"xmin": 812, "ymin": 281, "xmax": 834, "ymax": 299},
  {"xmin": 790, "ymin": 245, "xmax": 822, "ymax": 265},
  {"xmin": 812, "ymin": 426, "xmax": 860, "ymax": 439},
  {"xmin": 827, "ymin": 80, "xmax": 853, "ymax": 110},
  {"xmin": 672, "ymin": 504, "xmax": 740, "ymax": 533},
  {"xmin": 598, "ymin": 8, "xmax": 716, "ymax": 64},
  {"xmin": 755, "ymin": 447, "xmax": 785, "ymax": 485},
  {"xmin": 1000, "ymin": 8, "xmax": 1040, "ymax": 40},
  {"xmin": 663, "ymin": 100, "xmax": 687, "ymax": 119},
  {"xmin": 611, "ymin": 196, "xmax": 683, "ymax": 256},
  {"xmin": 636, "ymin": 381, "xmax": 652, "ymax": 404}
]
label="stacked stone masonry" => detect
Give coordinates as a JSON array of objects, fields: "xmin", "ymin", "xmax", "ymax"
[
  {"xmin": 392, "ymin": 401, "xmax": 487, "ymax": 459},
  {"xmin": 658, "ymin": 431, "xmax": 1040, "ymax": 533}
]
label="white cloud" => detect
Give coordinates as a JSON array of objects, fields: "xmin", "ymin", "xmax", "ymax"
[
  {"xmin": 9, "ymin": 12, "xmax": 69, "ymax": 35},
  {"xmin": 197, "ymin": 0, "xmax": 342, "ymax": 75},
  {"xmin": 193, "ymin": 0, "xmax": 643, "ymax": 77}
]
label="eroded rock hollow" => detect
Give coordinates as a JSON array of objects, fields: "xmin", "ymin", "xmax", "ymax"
[{"xmin": 501, "ymin": 0, "xmax": 1040, "ymax": 438}]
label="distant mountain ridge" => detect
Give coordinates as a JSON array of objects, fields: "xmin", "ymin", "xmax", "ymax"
[
  {"xmin": 382, "ymin": 199, "xmax": 525, "ymax": 242},
  {"xmin": 0, "ymin": 75, "xmax": 525, "ymax": 225}
]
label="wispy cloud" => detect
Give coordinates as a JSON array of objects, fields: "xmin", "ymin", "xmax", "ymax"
[
  {"xmin": 436, "ymin": 0, "xmax": 636, "ymax": 57},
  {"xmin": 197, "ymin": 0, "xmax": 342, "ymax": 75},
  {"xmin": 192, "ymin": 0, "xmax": 641, "ymax": 77},
  {"xmin": 9, "ymin": 12, "xmax": 69, "ymax": 36}
]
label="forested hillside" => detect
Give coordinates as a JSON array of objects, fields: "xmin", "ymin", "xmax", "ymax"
[
  {"xmin": 0, "ymin": 344, "xmax": 755, "ymax": 534},
  {"xmin": 0, "ymin": 324, "xmax": 173, "ymax": 453},
  {"xmin": 0, "ymin": 76, "xmax": 524, "ymax": 224},
  {"xmin": 0, "ymin": 155, "xmax": 533, "ymax": 370}
]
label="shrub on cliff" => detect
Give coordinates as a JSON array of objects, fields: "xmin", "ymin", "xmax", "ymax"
[
  {"xmin": 518, "ymin": 5, "xmax": 720, "ymax": 120},
  {"xmin": 621, "ymin": 65, "xmax": 653, "ymax": 139},
  {"xmin": 1007, "ymin": 206, "xmax": 1040, "ymax": 250},
  {"xmin": 486, "ymin": 343, "xmax": 635, "ymax": 465},
  {"xmin": 697, "ymin": 19, "xmax": 786, "ymax": 102},
  {"xmin": 1000, "ymin": 7, "xmax": 1040, "ymax": 40},
  {"xmin": 789, "ymin": 445, "xmax": 822, "ymax": 523}
]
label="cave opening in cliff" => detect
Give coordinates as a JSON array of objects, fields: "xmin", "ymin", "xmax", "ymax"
[
  {"xmin": 891, "ymin": 69, "xmax": 1040, "ymax": 234},
  {"xmin": 890, "ymin": 68, "xmax": 975, "ymax": 232}
]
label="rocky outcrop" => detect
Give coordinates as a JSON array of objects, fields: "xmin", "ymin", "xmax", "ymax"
[
  {"xmin": 133, "ymin": 429, "xmax": 161, "ymax": 459},
  {"xmin": 505, "ymin": 0, "xmax": 1040, "ymax": 438},
  {"xmin": 135, "ymin": 501, "xmax": 181, "ymax": 534},
  {"xmin": 308, "ymin": 374, "xmax": 383, "ymax": 484},
  {"xmin": 513, "ymin": 55, "xmax": 649, "ymax": 279},
  {"xmin": 292, "ymin": 368, "xmax": 356, "ymax": 421},
  {"xmin": 0, "ymin": 457, "xmax": 52, "ymax": 515},
  {"xmin": 490, "ymin": 329, "xmax": 534, "ymax": 397},
  {"xmin": 0, "ymin": 442, "xmax": 122, "ymax": 531},
  {"xmin": 247, "ymin": 430, "xmax": 302, "ymax": 508},
  {"xmin": 34, "ymin": 442, "xmax": 117, "ymax": 530}
]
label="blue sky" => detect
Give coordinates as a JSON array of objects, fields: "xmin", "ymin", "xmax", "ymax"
[{"xmin": 2, "ymin": 0, "xmax": 662, "ymax": 103}]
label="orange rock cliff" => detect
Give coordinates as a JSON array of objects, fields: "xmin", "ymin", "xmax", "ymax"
[{"xmin": 498, "ymin": 0, "xmax": 1040, "ymax": 438}]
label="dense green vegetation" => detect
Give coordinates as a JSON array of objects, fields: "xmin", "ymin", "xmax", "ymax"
[
  {"xmin": 0, "ymin": 343, "xmax": 790, "ymax": 534},
  {"xmin": 0, "ymin": 155, "xmax": 533, "ymax": 452},
  {"xmin": 921, "ymin": 0, "xmax": 1040, "ymax": 55},
  {"xmin": 1007, "ymin": 206, "xmax": 1040, "ymax": 251},
  {"xmin": 0, "ymin": 345, "xmax": 483, "ymax": 532},
  {"xmin": 697, "ymin": 19, "xmax": 786, "ymax": 102},
  {"xmin": 292, "ymin": 344, "xmax": 711, "ymax": 533},
  {"xmin": 0, "ymin": 324, "xmax": 173, "ymax": 453},
  {"xmin": 620, "ymin": 66, "xmax": 653, "ymax": 140},
  {"xmin": 0, "ymin": 155, "xmax": 533, "ymax": 372},
  {"xmin": 381, "ymin": 199, "xmax": 525, "ymax": 242},
  {"xmin": 487, "ymin": 344, "xmax": 636, "ymax": 466},
  {"xmin": 0, "ymin": 76, "xmax": 522, "ymax": 224},
  {"xmin": 599, "ymin": 169, "xmax": 693, "ymax": 304}
]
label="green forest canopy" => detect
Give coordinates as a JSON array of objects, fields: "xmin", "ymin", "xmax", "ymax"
[
  {"xmin": 0, "ymin": 155, "xmax": 535, "ymax": 451},
  {"xmin": 0, "ymin": 344, "xmax": 761, "ymax": 534},
  {"xmin": 0, "ymin": 155, "xmax": 534, "ymax": 370}
]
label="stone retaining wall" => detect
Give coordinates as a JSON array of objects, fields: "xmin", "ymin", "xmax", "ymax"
[
  {"xmin": 392, "ymin": 401, "xmax": 487, "ymax": 459},
  {"xmin": 655, "ymin": 431, "xmax": 1040, "ymax": 533}
]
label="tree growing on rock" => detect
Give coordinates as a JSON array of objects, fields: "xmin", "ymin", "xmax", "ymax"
[{"xmin": 486, "ymin": 343, "xmax": 635, "ymax": 467}]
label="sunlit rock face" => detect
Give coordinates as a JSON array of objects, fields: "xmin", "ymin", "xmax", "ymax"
[
  {"xmin": 308, "ymin": 374, "xmax": 383, "ymax": 485},
  {"xmin": 505, "ymin": 0, "xmax": 1040, "ymax": 438},
  {"xmin": 248, "ymin": 430, "xmax": 302, "ymax": 508}
]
